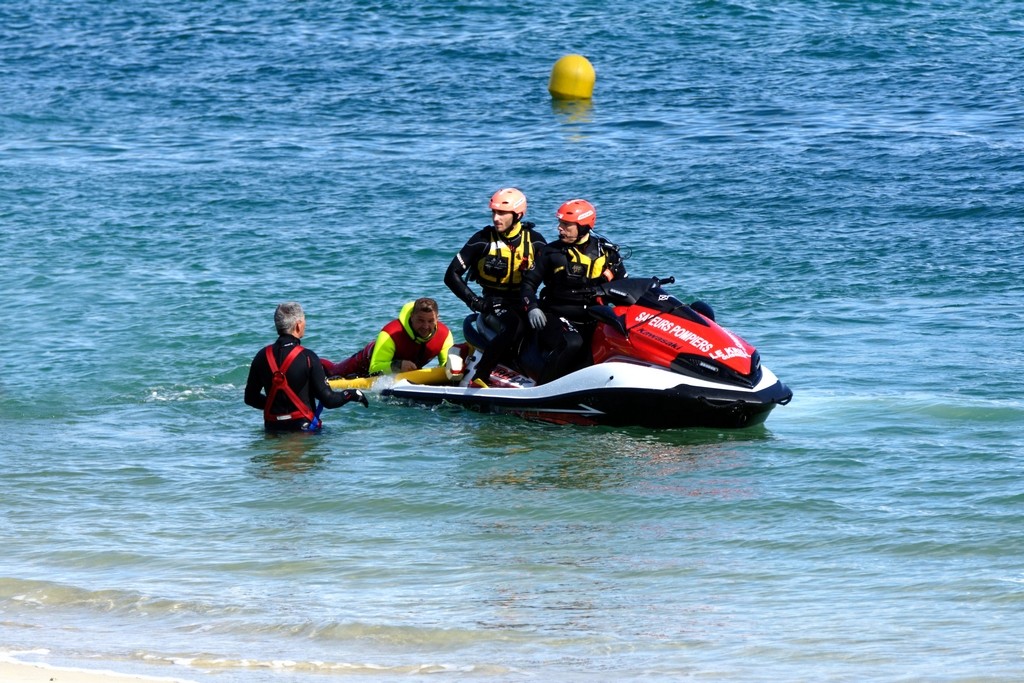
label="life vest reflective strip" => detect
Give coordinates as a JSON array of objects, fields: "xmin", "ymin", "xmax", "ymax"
[{"xmin": 263, "ymin": 344, "xmax": 315, "ymax": 423}]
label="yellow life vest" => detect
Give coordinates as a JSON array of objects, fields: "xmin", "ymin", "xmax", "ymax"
[
  {"xmin": 475, "ymin": 222, "xmax": 536, "ymax": 290},
  {"xmin": 552, "ymin": 235, "xmax": 613, "ymax": 284}
]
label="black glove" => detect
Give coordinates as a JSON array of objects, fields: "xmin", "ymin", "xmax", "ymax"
[
  {"xmin": 344, "ymin": 389, "xmax": 369, "ymax": 408},
  {"xmin": 469, "ymin": 296, "xmax": 484, "ymax": 313}
]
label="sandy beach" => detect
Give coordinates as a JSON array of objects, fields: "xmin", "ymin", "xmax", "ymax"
[{"xmin": 0, "ymin": 656, "xmax": 198, "ymax": 683}]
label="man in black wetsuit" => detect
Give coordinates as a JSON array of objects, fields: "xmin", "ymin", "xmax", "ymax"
[
  {"xmin": 444, "ymin": 188, "xmax": 546, "ymax": 387},
  {"xmin": 245, "ymin": 302, "xmax": 368, "ymax": 431},
  {"xmin": 520, "ymin": 199, "xmax": 627, "ymax": 384}
]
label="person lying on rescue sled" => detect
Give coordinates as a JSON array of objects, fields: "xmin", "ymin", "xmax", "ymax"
[
  {"xmin": 444, "ymin": 187, "xmax": 546, "ymax": 387},
  {"xmin": 319, "ymin": 297, "xmax": 463, "ymax": 379},
  {"xmin": 245, "ymin": 302, "xmax": 368, "ymax": 432},
  {"xmin": 520, "ymin": 199, "xmax": 627, "ymax": 384}
]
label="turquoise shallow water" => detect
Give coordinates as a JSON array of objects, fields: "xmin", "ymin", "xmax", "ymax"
[{"xmin": 2, "ymin": 1, "xmax": 1023, "ymax": 681}]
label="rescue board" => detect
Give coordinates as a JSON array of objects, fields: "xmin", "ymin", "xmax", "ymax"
[{"xmin": 328, "ymin": 365, "xmax": 451, "ymax": 391}]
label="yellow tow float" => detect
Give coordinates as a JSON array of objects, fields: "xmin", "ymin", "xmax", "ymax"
[{"xmin": 328, "ymin": 365, "xmax": 452, "ymax": 391}]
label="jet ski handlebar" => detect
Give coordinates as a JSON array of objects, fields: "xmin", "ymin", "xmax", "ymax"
[{"xmin": 589, "ymin": 276, "xmax": 678, "ymax": 306}]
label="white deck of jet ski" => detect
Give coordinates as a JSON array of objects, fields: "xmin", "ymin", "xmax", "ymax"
[{"xmin": 386, "ymin": 360, "xmax": 783, "ymax": 401}]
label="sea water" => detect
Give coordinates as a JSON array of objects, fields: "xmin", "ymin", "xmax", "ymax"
[{"xmin": 1, "ymin": 1, "xmax": 1022, "ymax": 680}]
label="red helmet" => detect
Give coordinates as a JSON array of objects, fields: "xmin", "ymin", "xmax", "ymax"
[
  {"xmin": 556, "ymin": 199, "xmax": 596, "ymax": 229},
  {"xmin": 489, "ymin": 188, "xmax": 527, "ymax": 219}
]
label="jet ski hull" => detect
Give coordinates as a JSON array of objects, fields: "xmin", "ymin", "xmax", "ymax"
[{"xmin": 381, "ymin": 362, "xmax": 791, "ymax": 429}]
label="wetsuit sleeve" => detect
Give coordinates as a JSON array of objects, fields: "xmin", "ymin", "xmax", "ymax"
[
  {"xmin": 606, "ymin": 242, "xmax": 627, "ymax": 280},
  {"xmin": 308, "ymin": 350, "xmax": 359, "ymax": 409},
  {"xmin": 444, "ymin": 236, "xmax": 485, "ymax": 310},
  {"xmin": 244, "ymin": 350, "xmax": 268, "ymax": 410},
  {"xmin": 437, "ymin": 328, "xmax": 455, "ymax": 368},
  {"xmin": 520, "ymin": 242, "xmax": 547, "ymax": 311},
  {"xmin": 368, "ymin": 328, "xmax": 398, "ymax": 375}
]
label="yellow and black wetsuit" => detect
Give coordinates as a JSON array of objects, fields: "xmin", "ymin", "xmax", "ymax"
[
  {"xmin": 521, "ymin": 232, "xmax": 626, "ymax": 325},
  {"xmin": 444, "ymin": 220, "xmax": 546, "ymax": 307}
]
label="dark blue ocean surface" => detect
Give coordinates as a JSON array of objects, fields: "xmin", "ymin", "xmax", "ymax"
[{"xmin": 2, "ymin": 2, "xmax": 1022, "ymax": 680}]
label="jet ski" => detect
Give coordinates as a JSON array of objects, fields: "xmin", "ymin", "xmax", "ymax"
[{"xmin": 381, "ymin": 276, "xmax": 792, "ymax": 429}]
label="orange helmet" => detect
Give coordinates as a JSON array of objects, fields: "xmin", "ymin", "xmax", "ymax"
[
  {"xmin": 556, "ymin": 199, "xmax": 596, "ymax": 229},
  {"xmin": 489, "ymin": 188, "xmax": 527, "ymax": 219}
]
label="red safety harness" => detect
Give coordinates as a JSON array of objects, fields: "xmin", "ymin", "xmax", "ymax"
[{"xmin": 263, "ymin": 344, "xmax": 315, "ymax": 424}]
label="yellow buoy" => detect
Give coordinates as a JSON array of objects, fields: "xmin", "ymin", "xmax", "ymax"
[{"xmin": 548, "ymin": 54, "xmax": 595, "ymax": 100}]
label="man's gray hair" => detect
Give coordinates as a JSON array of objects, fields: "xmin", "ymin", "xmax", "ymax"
[{"xmin": 274, "ymin": 302, "xmax": 305, "ymax": 335}]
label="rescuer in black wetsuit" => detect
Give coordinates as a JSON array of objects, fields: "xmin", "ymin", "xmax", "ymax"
[
  {"xmin": 520, "ymin": 199, "xmax": 627, "ymax": 384},
  {"xmin": 444, "ymin": 187, "xmax": 546, "ymax": 387},
  {"xmin": 245, "ymin": 301, "xmax": 367, "ymax": 431}
]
